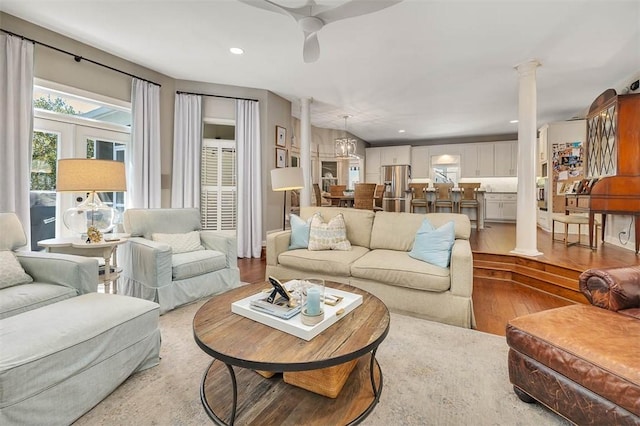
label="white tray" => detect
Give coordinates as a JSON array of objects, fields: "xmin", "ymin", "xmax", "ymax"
[{"xmin": 231, "ymin": 285, "xmax": 363, "ymax": 341}]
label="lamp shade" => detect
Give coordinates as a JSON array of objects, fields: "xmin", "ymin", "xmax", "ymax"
[
  {"xmin": 57, "ymin": 159, "xmax": 126, "ymax": 192},
  {"xmin": 271, "ymin": 167, "xmax": 304, "ymax": 192}
]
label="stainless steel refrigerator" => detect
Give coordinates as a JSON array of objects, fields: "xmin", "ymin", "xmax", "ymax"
[{"xmin": 381, "ymin": 164, "xmax": 411, "ymax": 212}]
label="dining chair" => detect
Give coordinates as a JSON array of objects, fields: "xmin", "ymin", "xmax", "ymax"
[
  {"xmin": 433, "ymin": 183, "xmax": 455, "ymax": 213},
  {"xmin": 329, "ymin": 185, "xmax": 347, "ymax": 207},
  {"xmin": 458, "ymin": 182, "xmax": 481, "ymax": 229},
  {"xmin": 313, "ymin": 183, "xmax": 330, "ymax": 207},
  {"xmin": 354, "ymin": 183, "xmax": 377, "ymax": 210},
  {"xmin": 373, "ymin": 184, "xmax": 385, "ymax": 211},
  {"xmin": 409, "ymin": 183, "xmax": 429, "ymax": 213},
  {"xmin": 290, "ymin": 189, "xmax": 300, "ymax": 215}
]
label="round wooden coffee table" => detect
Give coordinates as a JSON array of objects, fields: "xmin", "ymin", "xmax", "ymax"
[{"xmin": 193, "ymin": 281, "xmax": 390, "ymax": 425}]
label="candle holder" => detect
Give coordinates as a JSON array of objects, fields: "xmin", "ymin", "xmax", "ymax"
[{"xmin": 301, "ymin": 278, "xmax": 325, "ymax": 326}]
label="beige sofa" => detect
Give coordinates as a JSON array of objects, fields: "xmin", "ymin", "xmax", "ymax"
[{"xmin": 266, "ymin": 207, "xmax": 475, "ymax": 328}]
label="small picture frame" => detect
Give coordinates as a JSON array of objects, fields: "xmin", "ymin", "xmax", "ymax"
[
  {"xmin": 276, "ymin": 126, "xmax": 287, "ymax": 147},
  {"xmin": 276, "ymin": 148, "xmax": 287, "ymax": 168}
]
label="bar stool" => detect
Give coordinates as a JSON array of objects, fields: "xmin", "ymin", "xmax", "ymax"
[
  {"xmin": 458, "ymin": 183, "xmax": 481, "ymax": 229},
  {"xmin": 433, "ymin": 183, "xmax": 455, "ymax": 212},
  {"xmin": 409, "ymin": 183, "xmax": 429, "ymax": 213}
]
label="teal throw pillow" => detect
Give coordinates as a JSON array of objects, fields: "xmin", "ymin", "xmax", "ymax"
[
  {"xmin": 289, "ymin": 214, "xmax": 312, "ymax": 249},
  {"xmin": 409, "ymin": 219, "xmax": 455, "ymax": 268}
]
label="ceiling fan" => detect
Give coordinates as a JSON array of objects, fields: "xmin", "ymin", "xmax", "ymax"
[{"xmin": 238, "ymin": 0, "xmax": 403, "ymax": 63}]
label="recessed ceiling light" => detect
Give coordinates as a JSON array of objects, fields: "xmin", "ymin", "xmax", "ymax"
[
  {"xmin": 229, "ymin": 47, "xmax": 244, "ymax": 55},
  {"xmin": 510, "ymin": 120, "xmax": 519, "ymax": 124},
  {"xmin": 398, "ymin": 129, "xmax": 406, "ymax": 133}
]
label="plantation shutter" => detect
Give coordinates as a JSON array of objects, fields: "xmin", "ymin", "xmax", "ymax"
[{"xmin": 201, "ymin": 139, "xmax": 236, "ymax": 230}]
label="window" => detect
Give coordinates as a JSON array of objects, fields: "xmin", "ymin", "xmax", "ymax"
[
  {"xmin": 30, "ymin": 81, "xmax": 131, "ymax": 243},
  {"xmin": 321, "ymin": 161, "xmax": 338, "ymax": 193},
  {"xmin": 201, "ymin": 139, "xmax": 237, "ymax": 230}
]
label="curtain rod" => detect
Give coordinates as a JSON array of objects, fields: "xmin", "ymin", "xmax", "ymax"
[
  {"xmin": 176, "ymin": 90, "xmax": 258, "ymax": 102},
  {"xmin": 1, "ymin": 28, "xmax": 161, "ymax": 87}
]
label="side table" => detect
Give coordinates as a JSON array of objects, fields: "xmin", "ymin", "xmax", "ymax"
[{"xmin": 38, "ymin": 236, "xmax": 128, "ymax": 294}]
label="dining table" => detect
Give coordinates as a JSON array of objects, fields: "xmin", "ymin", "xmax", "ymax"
[{"xmin": 324, "ymin": 194, "xmax": 355, "ymax": 207}]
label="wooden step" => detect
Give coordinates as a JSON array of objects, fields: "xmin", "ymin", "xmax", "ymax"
[{"xmin": 472, "ymin": 251, "xmax": 586, "ymax": 304}]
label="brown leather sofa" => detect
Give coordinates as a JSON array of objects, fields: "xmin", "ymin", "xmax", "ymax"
[{"xmin": 506, "ymin": 265, "xmax": 640, "ymax": 425}]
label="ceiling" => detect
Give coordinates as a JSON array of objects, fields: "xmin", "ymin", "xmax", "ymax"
[{"xmin": 2, "ymin": 0, "xmax": 639, "ymax": 145}]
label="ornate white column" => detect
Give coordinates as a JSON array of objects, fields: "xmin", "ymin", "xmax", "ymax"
[
  {"xmin": 300, "ymin": 97, "xmax": 313, "ymax": 206},
  {"xmin": 511, "ymin": 59, "xmax": 543, "ymax": 256}
]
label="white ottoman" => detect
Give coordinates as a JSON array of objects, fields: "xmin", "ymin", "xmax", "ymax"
[{"xmin": 0, "ymin": 293, "xmax": 161, "ymax": 425}]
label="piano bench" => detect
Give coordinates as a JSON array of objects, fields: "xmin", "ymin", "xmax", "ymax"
[{"xmin": 552, "ymin": 214, "xmax": 600, "ymax": 248}]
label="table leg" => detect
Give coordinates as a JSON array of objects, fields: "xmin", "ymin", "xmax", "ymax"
[
  {"xmin": 588, "ymin": 213, "xmax": 595, "ymax": 249},
  {"xmin": 103, "ymin": 252, "xmax": 112, "ymax": 294},
  {"xmin": 635, "ymin": 216, "xmax": 640, "ymax": 254},
  {"xmin": 111, "ymin": 246, "xmax": 119, "ymax": 294},
  {"xmin": 201, "ymin": 360, "xmax": 238, "ymax": 426}
]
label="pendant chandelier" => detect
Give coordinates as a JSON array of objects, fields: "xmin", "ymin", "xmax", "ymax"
[{"xmin": 335, "ymin": 115, "xmax": 357, "ymax": 158}]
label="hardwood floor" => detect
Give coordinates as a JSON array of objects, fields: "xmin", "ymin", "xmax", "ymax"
[{"xmin": 238, "ymin": 222, "xmax": 639, "ymax": 337}]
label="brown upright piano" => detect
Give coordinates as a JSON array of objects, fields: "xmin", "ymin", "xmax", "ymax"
[{"xmin": 575, "ymin": 89, "xmax": 640, "ymax": 253}]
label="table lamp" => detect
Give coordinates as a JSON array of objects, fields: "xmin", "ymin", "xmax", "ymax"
[
  {"xmin": 57, "ymin": 159, "xmax": 126, "ymax": 241},
  {"xmin": 271, "ymin": 167, "xmax": 304, "ymax": 230}
]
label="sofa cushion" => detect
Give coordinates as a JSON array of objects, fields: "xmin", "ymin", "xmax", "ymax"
[
  {"xmin": 351, "ymin": 249, "xmax": 451, "ymax": 292},
  {"xmin": 0, "ymin": 251, "xmax": 33, "ymax": 290},
  {"xmin": 409, "ymin": 220, "xmax": 455, "ymax": 268},
  {"xmin": 172, "ymin": 250, "xmax": 226, "ymax": 280},
  {"xmin": 300, "ymin": 207, "xmax": 375, "ymax": 249},
  {"xmin": 124, "ymin": 208, "xmax": 201, "ymax": 239},
  {"xmin": 278, "ymin": 245, "xmax": 370, "ymax": 277},
  {"xmin": 370, "ymin": 212, "xmax": 426, "ymax": 251},
  {"xmin": 289, "ymin": 214, "xmax": 311, "ymax": 250},
  {"xmin": 152, "ymin": 231, "xmax": 203, "ymax": 254},
  {"xmin": 0, "ymin": 283, "xmax": 77, "ymax": 320},
  {"xmin": 308, "ymin": 213, "xmax": 351, "ymax": 251}
]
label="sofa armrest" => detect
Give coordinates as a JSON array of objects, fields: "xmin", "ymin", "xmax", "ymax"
[
  {"xmin": 119, "ymin": 237, "xmax": 173, "ymax": 289},
  {"xmin": 579, "ymin": 266, "xmax": 640, "ymax": 312},
  {"xmin": 266, "ymin": 230, "xmax": 292, "ymax": 268},
  {"xmin": 16, "ymin": 252, "xmax": 99, "ymax": 294},
  {"xmin": 200, "ymin": 230, "xmax": 238, "ymax": 268},
  {"xmin": 449, "ymin": 239, "xmax": 473, "ymax": 298}
]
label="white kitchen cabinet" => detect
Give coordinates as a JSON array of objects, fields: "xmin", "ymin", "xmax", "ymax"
[
  {"xmin": 380, "ymin": 145, "xmax": 411, "ymax": 166},
  {"xmin": 365, "ymin": 172, "xmax": 381, "ymax": 185},
  {"xmin": 538, "ymin": 127, "xmax": 548, "ymax": 163},
  {"xmin": 493, "ymin": 141, "xmax": 518, "ymax": 177},
  {"xmin": 461, "ymin": 143, "xmax": 494, "ymax": 177},
  {"xmin": 410, "ymin": 146, "xmax": 430, "ymax": 178},
  {"xmin": 365, "ymin": 147, "xmax": 382, "ymax": 177},
  {"xmin": 484, "ymin": 193, "xmax": 517, "ymax": 221}
]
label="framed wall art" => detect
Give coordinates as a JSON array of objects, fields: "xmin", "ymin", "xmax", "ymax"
[
  {"xmin": 276, "ymin": 148, "xmax": 287, "ymax": 168},
  {"xmin": 276, "ymin": 125, "xmax": 287, "ymax": 147}
]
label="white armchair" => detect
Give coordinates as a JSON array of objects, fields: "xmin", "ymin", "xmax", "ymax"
[{"xmin": 119, "ymin": 208, "xmax": 240, "ymax": 314}]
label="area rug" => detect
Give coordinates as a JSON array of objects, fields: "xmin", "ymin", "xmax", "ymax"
[{"xmin": 74, "ymin": 300, "xmax": 567, "ymax": 426}]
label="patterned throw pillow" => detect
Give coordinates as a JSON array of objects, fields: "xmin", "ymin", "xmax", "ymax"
[
  {"xmin": 151, "ymin": 231, "xmax": 204, "ymax": 254},
  {"xmin": 308, "ymin": 213, "xmax": 352, "ymax": 251},
  {"xmin": 0, "ymin": 251, "xmax": 34, "ymax": 289}
]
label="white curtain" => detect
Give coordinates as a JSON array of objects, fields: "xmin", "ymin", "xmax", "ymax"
[
  {"xmin": 171, "ymin": 94, "xmax": 202, "ymax": 208},
  {"xmin": 236, "ymin": 100, "xmax": 262, "ymax": 258},
  {"xmin": 0, "ymin": 34, "xmax": 34, "ymax": 245},
  {"xmin": 129, "ymin": 78, "xmax": 161, "ymax": 208}
]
